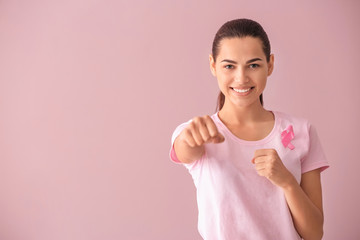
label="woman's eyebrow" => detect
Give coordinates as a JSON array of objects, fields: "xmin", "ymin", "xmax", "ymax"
[
  {"xmin": 220, "ymin": 59, "xmax": 238, "ymax": 64},
  {"xmin": 220, "ymin": 58, "xmax": 263, "ymax": 64},
  {"xmin": 246, "ymin": 58, "xmax": 263, "ymax": 64}
]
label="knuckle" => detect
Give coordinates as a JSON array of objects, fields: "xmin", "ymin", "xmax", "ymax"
[
  {"xmin": 184, "ymin": 133, "xmax": 193, "ymax": 143},
  {"xmin": 203, "ymin": 135, "xmax": 210, "ymax": 142},
  {"xmin": 181, "ymin": 129, "xmax": 189, "ymax": 139},
  {"xmin": 195, "ymin": 139, "xmax": 203, "ymax": 146},
  {"xmin": 193, "ymin": 116, "xmax": 202, "ymax": 123},
  {"xmin": 188, "ymin": 141, "xmax": 195, "ymax": 147},
  {"xmin": 188, "ymin": 122, "xmax": 196, "ymax": 130},
  {"xmin": 183, "ymin": 128, "xmax": 191, "ymax": 136},
  {"xmin": 203, "ymin": 115, "xmax": 211, "ymax": 120}
]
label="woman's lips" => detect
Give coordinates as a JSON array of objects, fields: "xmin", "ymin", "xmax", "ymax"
[
  {"xmin": 232, "ymin": 87, "xmax": 251, "ymax": 93},
  {"xmin": 231, "ymin": 87, "xmax": 255, "ymax": 96}
]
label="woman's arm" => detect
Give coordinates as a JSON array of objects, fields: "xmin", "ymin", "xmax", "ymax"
[
  {"xmin": 253, "ymin": 150, "xmax": 324, "ymax": 239},
  {"xmin": 283, "ymin": 169, "xmax": 324, "ymax": 240}
]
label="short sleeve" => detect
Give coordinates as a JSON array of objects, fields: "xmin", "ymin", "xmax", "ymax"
[
  {"xmin": 169, "ymin": 120, "xmax": 191, "ymax": 164},
  {"xmin": 301, "ymin": 124, "xmax": 329, "ymax": 174}
]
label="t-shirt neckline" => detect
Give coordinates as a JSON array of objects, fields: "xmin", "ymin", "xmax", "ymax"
[{"xmin": 214, "ymin": 111, "xmax": 280, "ymax": 145}]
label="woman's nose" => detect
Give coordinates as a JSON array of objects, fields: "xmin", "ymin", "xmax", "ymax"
[{"xmin": 234, "ymin": 68, "xmax": 249, "ymax": 83}]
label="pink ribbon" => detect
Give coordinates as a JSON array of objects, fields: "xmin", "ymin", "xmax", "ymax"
[{"xmin": 281, "ymin": 125, "xmax": 295, "ymax": 150}]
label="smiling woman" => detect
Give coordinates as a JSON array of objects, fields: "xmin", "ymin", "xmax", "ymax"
[{"xmin": 169, "ymin": 19, "xmax": 329, "ymax": 240}]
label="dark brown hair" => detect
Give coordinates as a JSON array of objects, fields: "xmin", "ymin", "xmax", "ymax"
[{"xmin": 212, "ymin": 18, "xmax": 271, "ymax": 111}]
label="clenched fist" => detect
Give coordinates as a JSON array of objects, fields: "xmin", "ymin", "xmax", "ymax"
[
  {"xmin": 174, "ymin": 115, "xmax": 225, "ymax": 164},
  {"xmin": 252, "ymin": 149, "xmax": 296, "ymax": 189},
  {"xmin": 180, "ymin": 115, "xmax": 225, "ymax": 147}
]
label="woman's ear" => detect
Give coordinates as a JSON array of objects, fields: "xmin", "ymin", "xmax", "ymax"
[
  {"xmin": 267, "ymin": 54, "xmax": 275, "ymax": 76},
  {"xmin": 209, "ymin": 54, "xmax": 217, "ymax": 77}
]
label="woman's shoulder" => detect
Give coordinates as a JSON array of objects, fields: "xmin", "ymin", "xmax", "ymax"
[
  {"xmin": 273, "ymin": 110, "xmax": 310, "ymax": 126},
  {"xmin": 272, "ymin": 110, "xmax": 313, "ymax": 138}
]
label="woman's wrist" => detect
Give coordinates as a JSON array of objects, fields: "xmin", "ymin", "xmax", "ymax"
[{"xmin": 280, "ymin": 173, "xmax": 298, "ymax": 192}]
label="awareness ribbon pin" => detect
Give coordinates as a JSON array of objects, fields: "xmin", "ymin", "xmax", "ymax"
[{"xmin": 281, "ymin": 125, "xmax": 295, "ymax": 150}]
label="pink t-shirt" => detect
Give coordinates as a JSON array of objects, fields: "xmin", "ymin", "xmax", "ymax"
[{"xmin": 169, "ymin": 111, "xmax": 329, "ymax": 240}]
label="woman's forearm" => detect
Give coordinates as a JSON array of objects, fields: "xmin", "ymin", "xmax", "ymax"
[{"xmin": 282, "ymin": 175, "xmax": 324, "ymax": 240}]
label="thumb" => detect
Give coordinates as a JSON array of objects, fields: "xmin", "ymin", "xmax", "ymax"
[{"xmin": 212, "ymin": 133, "xmax": 225, "ymax": 143}]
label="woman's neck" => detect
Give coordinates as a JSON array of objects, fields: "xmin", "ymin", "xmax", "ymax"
[{"xmin": 218, "ymin": 99, "xmax": 273, "ymax": 126}]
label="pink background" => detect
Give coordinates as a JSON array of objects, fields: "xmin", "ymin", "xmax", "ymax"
[{"xmin": 0, "ymin": 0, "xmax": 359, "ymax": 239}]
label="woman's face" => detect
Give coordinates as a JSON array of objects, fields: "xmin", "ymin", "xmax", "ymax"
[{"xmin": 210, "ymin": 37, "xmax": 274, "ymax": 109}]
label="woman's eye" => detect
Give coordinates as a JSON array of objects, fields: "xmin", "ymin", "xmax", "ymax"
[
  {"xmin": 249, "ymin": 64, "xmax": 259, "ymax": 69},
  {"xmin": 224, "ymin": 65, "xmax": 234, "ymax": 69}
]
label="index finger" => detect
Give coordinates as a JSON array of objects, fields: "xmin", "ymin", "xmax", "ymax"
[{"xmin": 253, "ymin": 149, "xmax": 277, "ymax": 158}]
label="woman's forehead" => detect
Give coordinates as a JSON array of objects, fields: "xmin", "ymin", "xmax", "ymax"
[{"xmin": 217, "ymin": 37, "xmax": 265, "ymax": 60}]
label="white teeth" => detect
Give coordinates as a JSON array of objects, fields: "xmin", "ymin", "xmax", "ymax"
[{"xmin": 233, "ymin": 88, "xmax": 251, "ymax": 93}]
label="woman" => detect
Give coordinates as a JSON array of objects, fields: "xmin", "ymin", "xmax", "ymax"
[{"xmin": 169, "ymin": 18, "xmax": 329, "ymax": 239}]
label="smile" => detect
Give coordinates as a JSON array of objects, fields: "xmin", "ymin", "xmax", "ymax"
[{"xmin": 232, "ymin": 88, "xmax": 251, "ymax": 93}]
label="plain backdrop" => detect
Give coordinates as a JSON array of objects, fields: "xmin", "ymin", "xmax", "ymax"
[{"xmin": 0, "ymin": 0, "xmax": 359, "ymax": 239}]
